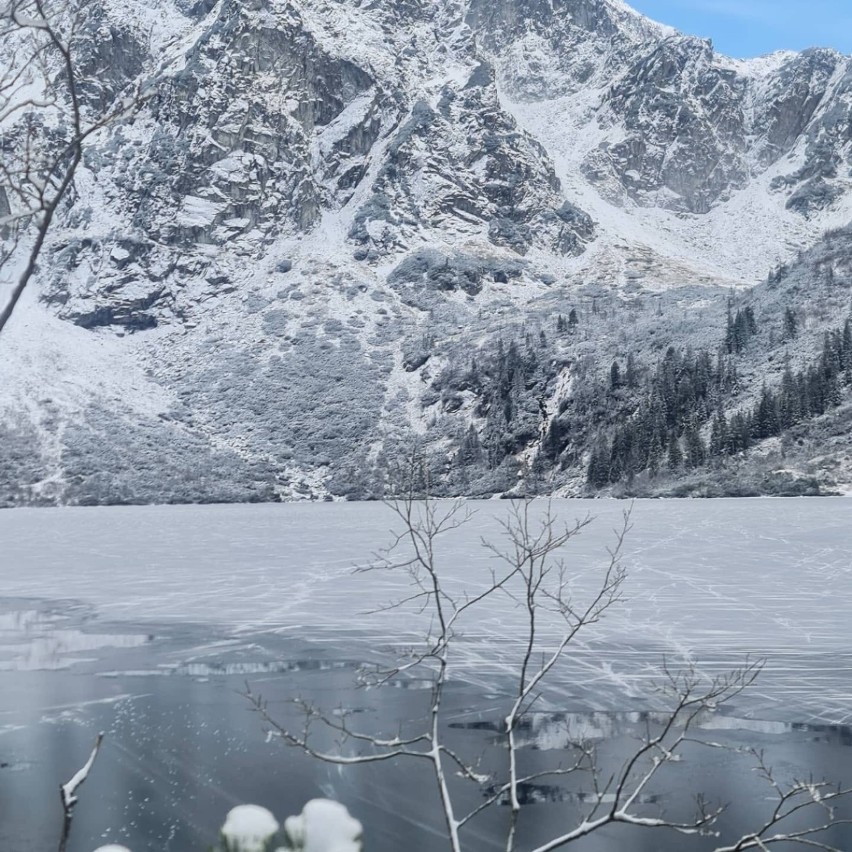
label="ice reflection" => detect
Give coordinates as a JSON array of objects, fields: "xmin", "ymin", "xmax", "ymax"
[
  {"xmin": 453, "ymin": 710, "xmax": 852, "ymax": 751},
  {"xmin": 486, "ymin": 783, "xmax": 660, "ymax": 806},
  {"xmin": 2, "ymin": 592, "xmax": 852, "ymax": 852},
  {"xmin": 0, "ymin": 602, "xmax": 151, "ymax": 671},
  {"xmin": 173, "ymin": 658, "xmax": 356, "ymax": 677}
]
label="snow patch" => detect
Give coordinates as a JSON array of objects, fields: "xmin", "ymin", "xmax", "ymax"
[
  {"xmin": 221, "ymin": 805, "xmax": 280, "ymax": 852},
  {"xmin": 177, "ymin": 195, "xmax": 223, "ymax": 228},
  {"xmin": 284, "ymin": 799, "xmax": 363, "ymax": 852}
]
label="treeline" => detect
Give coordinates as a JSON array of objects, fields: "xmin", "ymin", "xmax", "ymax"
[
  {"xmin": 584, "ymin": 347, "xmax": 737, "ymax": 487},
  {"xmin": 428, "ymin": 305, "xmax": 851, "ymax": 496},
  {"xmin": 433, "ymin": 330, "xmax": 552, "ymax": 475},
  {"xmin": 586, "ymin": 318, "xmax": 852, "ymax": 488}
]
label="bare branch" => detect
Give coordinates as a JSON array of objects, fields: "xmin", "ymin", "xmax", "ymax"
[
  {"xmin": 57, "ymin": 731, "xmax": 104, "ymax": 852},
  {"xmin": 0, "ymin": 0, "xmax": 159, "ymax": 335},
  {"xmin": 245, "ymin": 687, "xmax": 432, "ymax": 767}
]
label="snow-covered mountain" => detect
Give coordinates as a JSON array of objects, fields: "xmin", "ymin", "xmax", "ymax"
[{"xmin": 2, "ymin": 0, "xmax": 852, "ymax": 504}]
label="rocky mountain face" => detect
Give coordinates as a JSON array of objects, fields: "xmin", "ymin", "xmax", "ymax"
[{"xmin": 2, "ymin": 0, "xmax": 852, "ymax": 504}]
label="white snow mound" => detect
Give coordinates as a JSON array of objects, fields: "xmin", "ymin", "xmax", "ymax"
[
  {"xmin": 284, "ymin": 799, "xmax": 363, "ymax": 852},
  {"xmin": 221, "ymin": 804, "xmax": 280, "ymax": 852}
]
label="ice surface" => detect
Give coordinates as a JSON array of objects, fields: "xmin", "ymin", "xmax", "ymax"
[{"xmin": 0, "ymin": 499, "xmax": 850, "ymax": 720}]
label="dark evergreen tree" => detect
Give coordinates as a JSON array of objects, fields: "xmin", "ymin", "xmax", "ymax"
[
  {"xmin": 844, "ymin": 319, "xmax": 852, "ymax": 385},
  {"xmin": 728, "ymin": 412, "xmax": 752, "ymax": 454},
  {"xmin": 753, "ymin": 386, "xmax": 780, "ymax": 439},
  {"xmin": 625, "ymin": 352, "xmax": 638, "ymax": 388},
  {"xmin": 725, "ymin": 304, "xmax": 735, "ymax": 355},
  {"xmin": 587, "ymin": 441, "xmax": 611, "ymax": 488},
  {"xmin": 827, "ymin": 373, "xmax": 842, "ymax": 408},
  {"xmin": 709, "ymin": 412, "xmax": 728, "ymax": 458},
  {"xmin": 726, "ymin": 307, "xmax": 757, "ymax": 354},
  {"xmin": 684, "ymin": 422, "xmax": 706, "ymax": 469},
  {"xmin": 783, "ymin": 307, "xmax": 798, "ymax": 340},
  {"xmin": 648, "ymin": 432, "xmax": 662, "ymax": 478},
  {"xmin": 667, "ymin": 433, "xmax": 683, "ymax": 470},
  {"xmin": 610, "ymin": 361, "xmax": 621, "ymax": 390},
  {"xmin": 779, "ymin": 359, "xmax": 799, "ymax": 429},
  {"xmin": 457, "ymin": 426, "xmax": 483, "ymax": 467}
]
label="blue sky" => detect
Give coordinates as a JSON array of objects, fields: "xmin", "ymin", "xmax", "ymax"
[{"xmin": 627, "ymin": 0, "xmax": 852, "ymax": 58}]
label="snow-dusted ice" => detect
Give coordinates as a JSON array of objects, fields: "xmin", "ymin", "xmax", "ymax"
[
  {"xmin": 1, "ymin": 498, "xmax": 851, "ymax": 721},
  {"xmin": 2, "ymin": 498, "xmax": 852, "ymax": 852}
]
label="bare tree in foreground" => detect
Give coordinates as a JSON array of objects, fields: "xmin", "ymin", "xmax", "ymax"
[
  {"xmin": 0, "ymin": 0, "xmax": 153, "ymax": 334},
  {"xmin": 248, "ymin": 487, "xmax": 852, "ymax": 851},
  {"xmin": 58, "ymin": 731, "xmax": 104, "ymax": 852}
]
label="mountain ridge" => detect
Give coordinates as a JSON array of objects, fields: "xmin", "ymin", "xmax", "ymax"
[{"xmin": 1, "ymin": 0, "xmax": 852, "ymax": 504}]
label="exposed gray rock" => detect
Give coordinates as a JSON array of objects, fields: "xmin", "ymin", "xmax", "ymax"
[
  {"xmin": 754, "ymin": 50, "xmax": 840, "ymax": 167},
  {"xmin": 466, "ymin": 0, "xmax": 642, "ymax": 98},
  {"xmin": 786, "ymin": 179, "xmax": 845, "ymax": 217},
  {"xmin": 389, "ymin": 248, "xmax": 526, "ymax": 297},
  {"xmin": 591, "ymin": 37, "xmax": 748, "ymax": 213},
  {"xmin": 74, "ymin": 5, "xmax": 147, "ymax": 113},
  {"xmin": 349, "ymin": 78, "xmax": 593, "ymax": 258},
  {"xmin": 3, "ymin": 0, "xmax": 852, "ymax": 504}
]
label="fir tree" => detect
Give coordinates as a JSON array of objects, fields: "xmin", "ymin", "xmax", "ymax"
[
  {"xmin": 667, "ymin": 433, "xmax": 683, "ymax": 470},
  {"xmin": 729, "ymin": 412, "xmax": 752, "ymax": 454},
  {"xmin": 684, "ymin": 422, "xmax": 706, "ymax": 469},
  {"xmin": 725, "ymin": 304, "xmax": 735, "ymax": 354},
  {"xmin": 626, "ymin": 352, "xmax": 638, "ymax": 388},
  {"xmin": 754, "ymin": 386, "xmax": 780, "ymax": 439},
  {"xmin": 779, "ymin": 359, "xmax": 799, "ymax": 428},
  {"xmin": 783, "ymin": 307, "xmax": 798, "ymax": 340},
  {"xmin": 648, "ymin": 432, "xmax": 662, "ymax": 478},
  {"xmin": 457, "ymin": 426, "xmax": 483, "ymax": 467},
  {"xmin": 709, "ymin": 413, "xmax": 728, "ymax": 458},
  {"xmin": 610, "ymin": 361, "xmax": 621, "ymax": 390},
  {"xmin": 587, "ymin": 441, "xmax": 611, "ymax": 488}
]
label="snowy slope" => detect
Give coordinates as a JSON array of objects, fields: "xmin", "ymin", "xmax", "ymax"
[{"xmin": 1, "ymin": 0, "xmax": 852, "ymax": 503}]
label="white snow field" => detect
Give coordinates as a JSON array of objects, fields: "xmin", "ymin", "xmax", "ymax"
[{"xmin": 1, "ymin": 498, "xmax": 851, "ymax": 722}]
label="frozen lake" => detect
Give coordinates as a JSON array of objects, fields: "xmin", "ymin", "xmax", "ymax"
[{"xmin": 1, "ymin": 498, "xmax": 852, "ymax": 850}]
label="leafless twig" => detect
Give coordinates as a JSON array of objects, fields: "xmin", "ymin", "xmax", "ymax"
[
  {"xmin": 57, "ymin": 731, "xmax": 104, "ymax": 852},
  {"xmin": 0, "ymin": 0, "xmax": 156, "ymax": 334}
]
